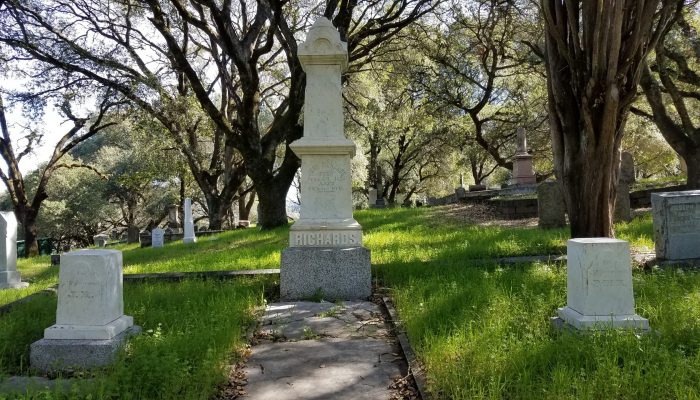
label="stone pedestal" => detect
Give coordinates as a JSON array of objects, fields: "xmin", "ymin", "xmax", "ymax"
[
  {"xmin": 513, "ymin": 154, "xmax": 536, "ymax": 185},
  {"xmin": 281, "ymin": 18, "xmax": 370, "ymax": 301},
  {"xmin": 281, "ymin": 247, "xmax": 371, "ymax": 300},
  {"xmin": 151, "ymin": 228, "xmax": 165, "ymax": 248},
  {"xmin": 183, "ymin": 198, "xmax": 196, "ymax": 244},
  {"xmin": 537, "ymin": 181, "xmax": 566, "ymax": 229},
  {"xmin": 512, "ymin": 127, "xmax": 536, "ymax": 185},
  {"xmin": 455, "ymin": 187, "xmax": 467, "ymax": 199},
  {"xmin": 0, "ymin": 212, "xmax": 27, "ymax": 289},
  {"xmin": 652, "ymin": 190, "xmax": 700, "ymax": 261},
  {"xmin": 30, "ymin": 250, "xmax": 138, "ymax": 372},
  {"xmin": 555, "ymin": 238, "xmax": 648, "ymax": 330}
]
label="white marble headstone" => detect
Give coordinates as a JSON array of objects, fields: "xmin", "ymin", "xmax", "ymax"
[
  {"xmin": 183, "ymin": 198, "xmax": 196, "ymax": 244},
  {"xmin": 44, "ymin": 250, "xmax": 133, "ymax": 340},
  {"xmin": 0, "ymin": 212, "xmax": 27, "ymax": 289},
  {"xmin": 151, "ymin": 228, "xmax": 165, "ymax": 248},
  {"xmin": 288, "ymin": 17, "xmax": 362, "ymax": 247},
  {"xmin": 557, "ymin": 238, "xmax": 648, "ymax": 330}
]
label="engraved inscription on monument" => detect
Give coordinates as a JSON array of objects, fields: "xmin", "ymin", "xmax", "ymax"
[
  {"xmin": 587, "ymin": 269, "xmax": 627, "ymax": 290},
  {"xmin": 307, "ymin": 162, "xmax": 346, "ymax": 194},
  {"xmin": 668, "ymin": 203, "xmax": 699, "ymax": 234},
  {"xmin": 291, "ymin": 231, "xmax": 361, "ymax": 247}
]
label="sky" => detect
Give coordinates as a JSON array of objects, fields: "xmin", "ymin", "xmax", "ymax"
[{"xmin": 2, "ymin": 77, "xmax": 66, "ymax": 176}]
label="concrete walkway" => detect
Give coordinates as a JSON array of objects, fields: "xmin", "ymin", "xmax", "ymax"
[{"xmin": 239, "ymin": 301, "xmax": 409, "ymax": 400}]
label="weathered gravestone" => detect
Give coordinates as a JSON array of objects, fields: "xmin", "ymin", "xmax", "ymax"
[
  {"xmin": 512, "ymin": 127, "xmax": 536, "ymax": 185},
  {"xmin": 652, "ymin": 190, "xmax": 700, "ymax": 261},
  {"xmin": 126, "ymin": 226, "xmax": 139, "ymax": 244},
  {"xmin": 455, "ymin": 174, "xmax": 467, "ymax": 199},
  {"xmin": 537, "ymin": 181, "xmax": 566, "ymax": 229},
  {"xmin": 368, "ymin": 188, "xmax": 377, "ymax": 207},
  {"xmin": 30, "ymin": 250, "xmax": 139, "ymax": 372},
  {"xmin": 139, "ymin": 230, "xmax": 151, "ymax": 248},
  {"xmin": 281, "ymin": 18, "xmax": 371, "ymax": 300},
  {"xmin": 151, "ymin": 228, "xmax": 165, "ymax": 248},
  {"xmin": 614, "ymin": 151, "xmax": 635, "ymax": 222},
  {"xmin": 555, "ymin": 238, "xmax": 649, "ymax": 330},
  {"xmin": 183, "ymin": 198, "xmax": 197, "ymax": 244},
  {"xmin": 93, "ymin": 234, "xmax": 109, "ymax": 247},
  {"xmin": 0, "ymin": 212, "xmax": 28, "ymax": 289},
  {"xmin": 167, "ymin": 204, "xmax": 182, "ymax": 233}
]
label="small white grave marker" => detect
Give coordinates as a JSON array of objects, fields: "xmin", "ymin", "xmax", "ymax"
[
  {"xmin": 0, "ymin": 211, "xmax": 27, "ymax": 289},
  {"xmin": 183, "ymin": 198, "xmax": 197, "ymax": 244},
  {"xmin": 556, "ymin": 238, "xmax": 648, "ymax": 330},
  {"xmin": 152, "ymin": 228, "xmax": 165, "ymax": 248}
]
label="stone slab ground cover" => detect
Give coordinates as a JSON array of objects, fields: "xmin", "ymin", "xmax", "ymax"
[{"xmin": 239, "ymin": 301, "xmax": 411, "ymax": 400}]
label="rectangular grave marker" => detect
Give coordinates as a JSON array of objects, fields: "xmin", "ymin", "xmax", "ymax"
[
  {"xmin": 652, "ymin": 190, "xmax": 700, "ymax": 261},
  {"xmin": 152, "ymin": 228, "xmax": 165, "ymax": 248},
  {"xmin": 556, "ymin": 238, "xmax": 648, "ymax": 330}
]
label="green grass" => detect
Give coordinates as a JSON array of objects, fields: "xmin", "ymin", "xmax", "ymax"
[
  {"xmin": 1, "ymin": 256, "xmax": 58, "ymax": 307},
  {"xmin": 379, "ymin": 261, "xmax": 700, "ymax": 399},
  {"xmin": 0, "ymin": 278, "xmax": 271, "ymax": 399},
  {"xmin": 0, "ymin": 205, "xmax": 675, "ymax": 399}
]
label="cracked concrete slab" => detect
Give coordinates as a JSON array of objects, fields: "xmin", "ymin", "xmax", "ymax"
[{"xmin": 241, "ymin": 301, "xmax": 405, "ymax": 400}]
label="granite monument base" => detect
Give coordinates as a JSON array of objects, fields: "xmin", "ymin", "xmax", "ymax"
[
  {"xmin": 281, "ymin": 247, "xmax": 371, "ymax": 301},
  {"xmin": 30, "ymin": 326, "xmax": 141, "ymax": 373},
  {"xmin": 0, "ymin": 271, "xmax": 28, "ymax": 289},
  {"xmin": 555, "ymin": 306, "xmax": 649, "ymax": 331}
]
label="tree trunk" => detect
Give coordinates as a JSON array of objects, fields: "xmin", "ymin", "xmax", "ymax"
[
  {"xmin": 239, "ymin": 190, "xmax": 256, "ymax": 220},
  {"xmin": 541, "ymin": 0, "xmax": 676, "ymax": 238},
  {"xmin": 22, "ymin": 215, "xmax": 39, "ymax": 258},
  {"xmin": 206, "ymin": 196, "xmax": 224, "ymax": 230},
  {"xmin": 256, "ymin": 183, "xmax": 288, "ymax": 227},
  {"xmin": 250, "ymin": 144, "xmax": 299, "ymax": 229},
  {"xmin": 687, "ymin": 153, "xmax": 700, "ymax": 190}
]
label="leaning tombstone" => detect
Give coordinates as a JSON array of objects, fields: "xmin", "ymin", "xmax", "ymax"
[
  {"xmin": 553, "ymin": 238, "xmax": 649, "ymax": 330},
  {"xmin": 537, "ymin": 181, "xmax": 566, "ymax": 228},
  {"xmin": 151, "ymin": 228, "xmax": 165, "ymax": 248},
  {"xmin": 30, "ymin": 250, "xmax": 140, "ymax": 373},
  {"xmin": 281, "ymin": 18, "xmax": 371, "ymax": 300},
  {"xmin": 652, "ymin": 190, "xmax": 700, "ymax": 261},
  {"xmin": 0, "ymin": 212, "xmax": 28, "ymax": 289}
]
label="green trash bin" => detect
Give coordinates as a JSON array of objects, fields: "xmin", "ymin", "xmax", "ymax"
[
  {"xmin": 16, "ymin": 238, "xmax": 54, "ymax": 256},
  {"xmin": 37, "ymin": 238, "xmax": 53, "ymax": 256}
]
